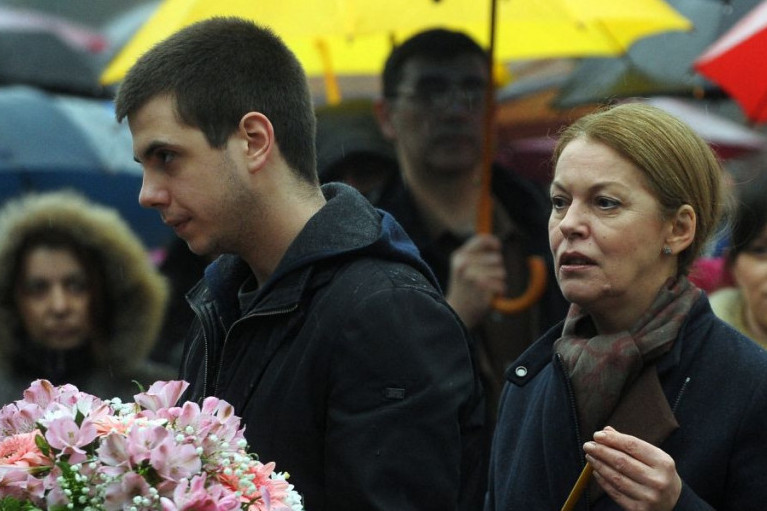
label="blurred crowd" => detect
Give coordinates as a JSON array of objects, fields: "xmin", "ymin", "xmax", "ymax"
[{"xmin": 0, "ymin": 4, "xmax": 766, "ymax": 511}]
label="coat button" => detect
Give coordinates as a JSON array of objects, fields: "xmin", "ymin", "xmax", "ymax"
[{"xmin": 515, "ymin": 366, "xmax": 528, "ymax": 377}]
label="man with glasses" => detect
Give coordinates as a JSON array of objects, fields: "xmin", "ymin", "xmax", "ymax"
[{"xmin": 374, "ymin": 29, "xmax": 567, "ymax": 444}]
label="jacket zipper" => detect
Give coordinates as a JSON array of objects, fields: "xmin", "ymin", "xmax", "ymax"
[
  {"xmin": 186, "ymin": 300, "xmax": 214, "ymax": 401},
  {"xmin": 671, "ymin": 376, "xmax": 691, "ymax": 414},
  {"xmin": 212, "ymin": 303, "xmax": 299, "ymax": 396},
  {"xmin": 556, "ymin": 353, "xmax": 590, "ymax": 510}
]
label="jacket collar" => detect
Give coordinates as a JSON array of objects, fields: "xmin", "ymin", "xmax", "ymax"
[{"xmin": 192, "ymin": 183, "xmax": 434, "ymax": 317}]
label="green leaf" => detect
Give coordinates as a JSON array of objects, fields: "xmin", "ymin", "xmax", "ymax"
[
  {"xmin": 132, "ymin": 380, "xmax": 145, "ymax": 393},
  {"xmin": 33, "ymin": 433, "xmax": 50, "ymax": 457},
  {"xmin": 0, "ymin": 496, "xmax": 44, "ymax": 511}
]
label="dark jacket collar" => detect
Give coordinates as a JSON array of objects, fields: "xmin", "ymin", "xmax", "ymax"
[
  {"xmin": 376, "ymin": 164, "xmax": 552, "ymax": 256},
  {"xmin": 194, "ymin": 183, "xmax": 434, "ymax": 320}
]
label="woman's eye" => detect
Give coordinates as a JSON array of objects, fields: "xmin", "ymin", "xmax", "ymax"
[
  {"xmin": 596, "ymin": 196, "xmax": 620, "ymax": 209},
  {"xmin": 551, "ymin": 196, "xmax": 567, "ymax": 210},
  {"xmin": 65, "ymin": 277, "xmax": 89, "ymax": 294},
  {"xmin": 21, "ymin": 280, "xmax": 48, "ymax": 297},
  {"xmin": 745, "ymin": 243, "xmax": 767, "ymax": 257}
]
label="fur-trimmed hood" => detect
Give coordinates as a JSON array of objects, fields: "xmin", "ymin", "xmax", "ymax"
[{"xmin": 0, "ymin": 191, "xmax": 169, "ymax": 371}]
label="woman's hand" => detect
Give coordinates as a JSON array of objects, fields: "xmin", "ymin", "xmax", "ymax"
[{"xmin": 584, "ymin": 426, "xmax": 682, "ymax": 511}]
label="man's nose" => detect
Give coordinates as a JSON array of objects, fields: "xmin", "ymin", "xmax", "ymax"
[
  {"xmin": 441, "ymin": 87, "xmax": 485, "ymax": 114},
  {"xmin": 138, "ymin": 173, "xmax": 168, "ymax": 209}
]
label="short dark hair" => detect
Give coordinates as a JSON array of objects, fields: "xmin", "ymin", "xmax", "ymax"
[
  {"xmin": 381, "ymin": 28, "xmax": 487, "ymax": 98},
  {"xmin": 727, "ymin": 158, "xmax": 767, "ymax": 265},
  {"xmin": 115, "ymin": 17, "xmax": 317, "ymax": 182}
]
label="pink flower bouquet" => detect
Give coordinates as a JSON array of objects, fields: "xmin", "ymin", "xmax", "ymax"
[{"xmin": 0, "ymin": 380, "xmax": 303, "ymax": 511}]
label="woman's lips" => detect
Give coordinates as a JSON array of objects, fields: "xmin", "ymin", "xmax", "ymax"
[{"xmin": 558, "ymin": 252, "xmax": 597, "ymax": 271}]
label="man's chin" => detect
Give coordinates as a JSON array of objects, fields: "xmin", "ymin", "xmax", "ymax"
[
  {"xmin": 39, "ymin": 335, "xmax": 88, "ymax": 351},
  {"xmin": 185, "ymin": 238, "xmax": 218, "ymax": 259},
  {"xmin": 427, "ymin": 159, "xmax": 481, "ymax": 177},
  {"xmin": 428, "ymin": 147, "xmax": 481, "ymax": 172}
]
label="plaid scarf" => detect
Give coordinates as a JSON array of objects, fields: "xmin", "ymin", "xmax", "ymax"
[{"xmin": 554, "ymin": 276, "xmax": 701, "ymax": 439}]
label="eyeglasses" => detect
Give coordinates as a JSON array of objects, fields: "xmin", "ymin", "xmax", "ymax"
[{"xmin": 391, "ymin": 77, "xmax": 488, "ymax": 112}]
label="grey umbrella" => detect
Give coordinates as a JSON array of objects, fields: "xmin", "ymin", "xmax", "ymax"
[
  {"xmin": 554, "ymin": 0, "xmax": 761, "ymax": 108},
  {"xmin": 0, "ymin": 4, "xmax": 110, "ymax": 97}
]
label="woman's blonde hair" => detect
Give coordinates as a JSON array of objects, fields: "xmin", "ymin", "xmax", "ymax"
[{"xmin": 552, "ymin": 103, "xmax": 725, "ymax": 275}]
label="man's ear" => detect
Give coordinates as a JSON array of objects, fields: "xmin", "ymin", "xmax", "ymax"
[
  {"xmin": 666, "ymin": 204, "xmax": 696, "ymax": 254},
  {"xmin": 239, "ymin": 112, "xmax": 273, "ymax": 173},
  {"xmin": 373, "ymin": 97, "xmax": 396, "ymax": 141}
]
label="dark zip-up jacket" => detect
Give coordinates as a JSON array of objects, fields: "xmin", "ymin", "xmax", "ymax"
[
  {"xmin": 486, "ymin": 295, "xmax": 767, "ymax": 510},
  {"xmin": 180, "ymin": 183, "xmax": 486, "ymax": 511}
]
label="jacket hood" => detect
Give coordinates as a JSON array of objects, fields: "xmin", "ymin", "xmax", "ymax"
[
  {"xmin": 202, "ymin": 183, "xmax": 437, "ymax": 311},
  {"xmin": 277, "ymin": 183, "xmax": 435, "ymax": 284},
  {"xmin": 0, "ymin": 191, "xmax": 169, "ymax": 369}
]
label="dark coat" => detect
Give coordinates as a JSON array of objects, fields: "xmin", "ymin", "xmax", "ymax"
[
  {"xmin": 180, "ymin": 184, "xmax": 486, "ymax": 511},
  {"xmin": 375, "ymin": 166, "xmax": 568, "ymax": 419},
  {"xmin": 486, "ymin": 295, "xmax": 767, "ymax": 510},
  {"xmin": 375, "ymin": 164, "xmax": 567, "ymax": 333}
]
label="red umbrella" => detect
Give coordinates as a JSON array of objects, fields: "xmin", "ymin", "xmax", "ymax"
[{"xmin": 694, "ymin": 0, "xmax": 767, "ymax": 123}]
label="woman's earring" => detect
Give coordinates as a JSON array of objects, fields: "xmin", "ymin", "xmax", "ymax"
[{"xmin": 662, "ymin": 246, "xmax": 673, "ymax": 256}]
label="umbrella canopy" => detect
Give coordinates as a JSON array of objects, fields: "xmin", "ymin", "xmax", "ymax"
[
  {"xmin": 0, "ymin": 85, "xmax": 172, "ymax": 248},
  {"xmin": 553, "ymin": 0, "xmax": 761, "ymax": 108},
  {"xmin": 641, "ymin": 96, "xmax": 767, "ymax": 158},
  {"xmin": 100, "ymin": 0, "xmax": 692, "ymax": 85},
  {"xmin": 0, "ymin": 0, "xmax": 155, "ymax": 28},
  {"xmin": 496, "ymin": 69, "xmax": 598, "ymax": 140},
  {"xmin": 0, "ymin": 5, "xmax": 110, "ymax": 97},
  {"xmin": 694, "ymin": 0, "xmax": 767, "ymax": 123},
  {"xmin": 496, "ymin": 95, "xmax": 766, "ymax": 186},
  {"xmin": 95, "ymin": 1, "xmax": 161, "ymax": 72}
]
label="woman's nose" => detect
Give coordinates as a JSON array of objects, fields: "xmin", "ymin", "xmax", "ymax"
[
  {"xmin": 558, "ymin": 203, "xmax": 587, "ymax": 239},
  {"xmin": 48, "ymin": 285, "xmax": 71, "ymax": 313}
]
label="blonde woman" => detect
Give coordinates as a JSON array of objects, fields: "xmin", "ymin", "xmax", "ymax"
[{"xmin": 486, "ymin": 104, "xmax": 767, "ymax": 510}]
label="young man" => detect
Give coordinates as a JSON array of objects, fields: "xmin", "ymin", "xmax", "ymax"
[
  {"xmin": 116, "ymin": 17, "xmax": 484, "ymax": 511},
  {"xmin": 374, "ymin": 29, "xmax": 568, "ymax": 424}
]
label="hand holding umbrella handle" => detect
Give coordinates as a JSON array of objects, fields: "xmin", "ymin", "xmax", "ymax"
[
  {"xmin": 491, "ymin": 255, "xmax": 547, "ymax": 314},
  {"xmin": 477, "ymin": 0, "xmax": 546, "ymax": 315}
]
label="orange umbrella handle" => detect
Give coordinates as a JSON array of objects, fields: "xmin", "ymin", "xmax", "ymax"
[
  {"xmin": 491, "ymin": 255, "xmax": 548, "ymax": 314},
  {"xmin": 479, "ymin": 0, "xmax": 546, "ymax": 314}
]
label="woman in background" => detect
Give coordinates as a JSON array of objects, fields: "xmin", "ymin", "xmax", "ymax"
[
  {"xmin": 710, "ymin": 160, "xmax": 767, "ymax": 348},
  {"xmin": 0, "ymin": 191, "xmax": 172, "ymax": 403}
]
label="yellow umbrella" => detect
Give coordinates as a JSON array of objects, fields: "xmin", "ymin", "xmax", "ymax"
[
  {"xmin": 101, "ymin": 0, "xmax": 692, "ymax": 87},
  {"xmin": 101, "ymin": 0, "xmax": 692, "ymax": 315}
]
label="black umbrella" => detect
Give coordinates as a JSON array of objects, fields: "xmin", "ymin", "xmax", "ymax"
[
  {"xmin": 0, "ymin": 85, "xmax": 172, "ymax": 248},
  {"xmin": 554, "ymin": 0, "xmax": 761, "ymax": 108}
]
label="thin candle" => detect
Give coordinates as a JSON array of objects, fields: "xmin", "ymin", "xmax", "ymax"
[{"xmin": 561, "ymin": 462, "xmax": 593, "ymax": 511}]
